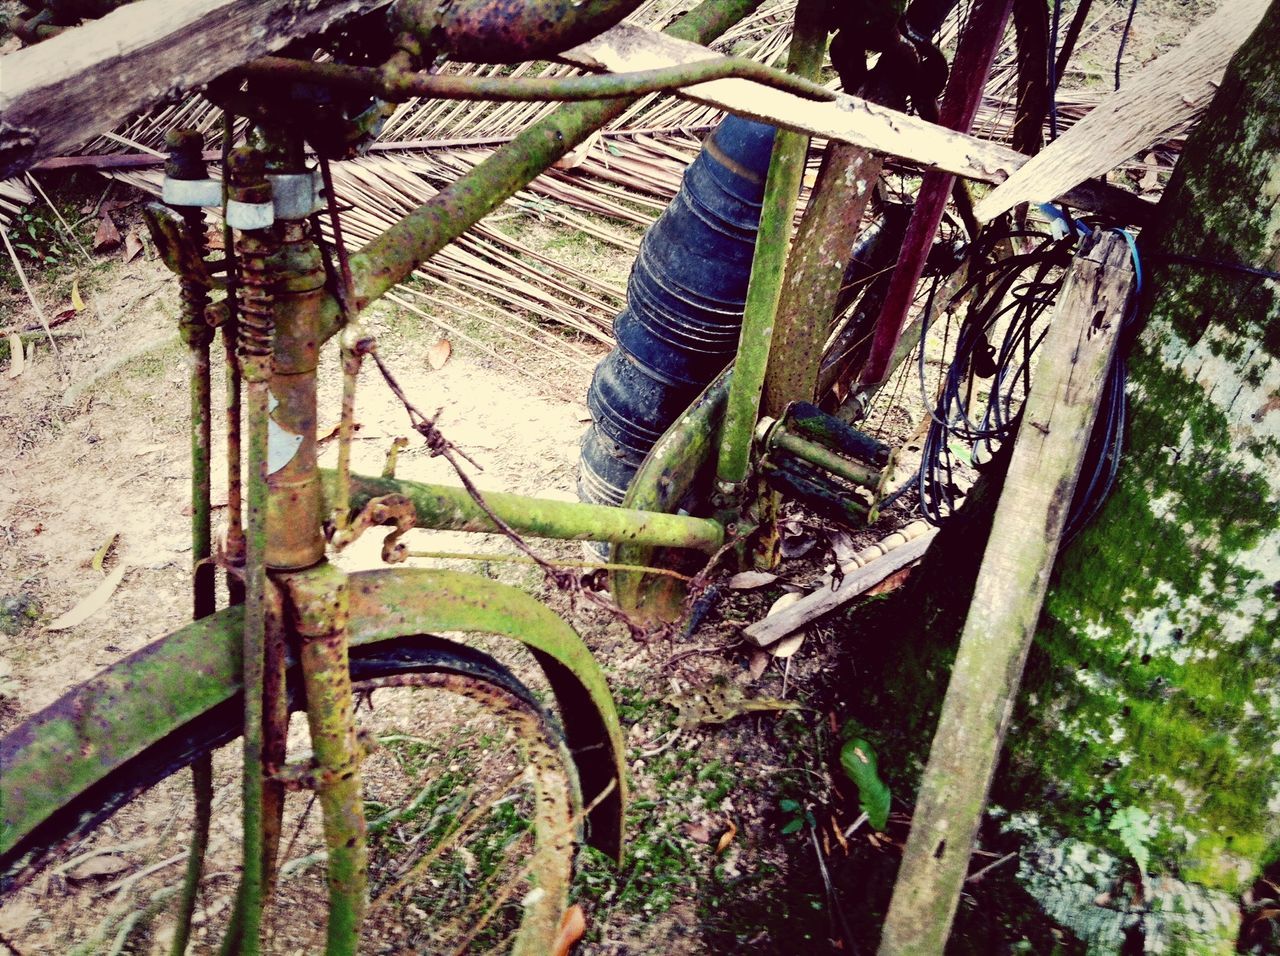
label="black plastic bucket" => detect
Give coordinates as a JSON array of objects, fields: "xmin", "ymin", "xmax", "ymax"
[
  {"xmin": 587, "ymin": 348, "xmax": 701, "ymax": 459},
  {"xmin": 577, "ymin": 423, "xmax": 647, "ymax": 508},
  {"xmin": 579, "ymin": 114, "xmax": 778, "ymax": 514},
  {"xmin": 612, "ymin": 116, "xmax": 777, "ymax": 386}
]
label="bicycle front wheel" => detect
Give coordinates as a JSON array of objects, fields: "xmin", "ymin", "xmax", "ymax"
[{"xmin": 1, "ymin": 634, "xmax": 584, "ymax": 955}]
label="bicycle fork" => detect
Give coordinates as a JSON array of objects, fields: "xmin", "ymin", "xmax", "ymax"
[{"xmin": 153, "ymin": 142, "xmax": 371, "ymax": 954}]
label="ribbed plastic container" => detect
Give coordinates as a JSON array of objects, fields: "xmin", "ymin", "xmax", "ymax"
[{"xmin": 579, "ymin": 115, "xmax": 777, "ymax": 514}]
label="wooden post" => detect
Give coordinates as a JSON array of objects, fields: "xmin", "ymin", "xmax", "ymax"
[
  {"xmin": 760, "ymin": 142, "xmax": 883, "ymax": 417},
  {"xmin": 877, "ymin": 232, "xmax": 1134, "ymax": 955}
]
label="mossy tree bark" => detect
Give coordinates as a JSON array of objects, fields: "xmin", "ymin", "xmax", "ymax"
[{"xmin": 866, "ymin": 5, "xmax": 1280, "ymax": 952}]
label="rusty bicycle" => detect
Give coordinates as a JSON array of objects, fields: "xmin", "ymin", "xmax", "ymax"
[{"xmin": 0, "ymin": 0, "xmax": 1140, "ymax": 951}]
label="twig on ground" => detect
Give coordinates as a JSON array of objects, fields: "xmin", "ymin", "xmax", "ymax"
[
  {"xmin": 808, "ymin": 821, "xmax": 860, "ymax": 953},
  {"xmin": 0, "ymin": 223, "xmax": 62, "ymax": 361},
  {"xmin": 26, "ymin": 173, "xmax": 93, "ymax": 264},
  {"xmin": 965, "ymin": 850, "xmax": 1018, "ymax": 884}
]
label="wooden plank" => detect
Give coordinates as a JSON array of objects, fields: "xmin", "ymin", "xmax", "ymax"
[
  {"xmin": 877, "ymin": 232, "xmax": 1135, "ymax": 956},
  {"xmin": 974, "ymin": 0, "xmax": 1267, "ymax": 222},
  {"xmin": 743, "ymin": 525, "xmax": 939, "ymax": 647},
  {"xmin": 0, "ymin": 0, "xmax": 392, "ymax": 178},
  {"xmin": 562, "ymin": 25, "xmax": 1154, "ymax": 221}
]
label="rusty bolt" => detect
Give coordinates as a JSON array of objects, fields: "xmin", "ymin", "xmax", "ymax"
[
  {"xmin": 226, "ymin": 147, "xmax": 271, "ymax": 204},
  {"xmin": 164, "ymin": 128, "xmax": 206, "ymax": 181}
]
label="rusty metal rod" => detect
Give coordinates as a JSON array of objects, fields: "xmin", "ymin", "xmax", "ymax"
[
  {"xmin": 327, "ymin": 470, "xmax": 725, "ymax": 553},
  {"xmin": 858, "ymin": 0, "xmax": 1015, "ymax": 386},
  {"xmin": 166, "ymin": 127, "xmax": 217, "ymax": 956},
  {"xmin": 221, "ymin": 147, "xmax": 276, "ymax": 956},
  {"xmin": 715, "ymin": 0, "xmax": 829, "ymax": 488},
  {"xmin": 239, "ymin": 53, "xmax": 835, "ymax": 104}
]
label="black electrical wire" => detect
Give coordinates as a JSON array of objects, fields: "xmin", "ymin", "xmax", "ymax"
[
  {"xmin": 915, "ymin": 224, "xmax": 1142, "ymax": 537},
  {"xmin": 916, "ymin": 227, "xmax": 1075, "ymax": 525}
]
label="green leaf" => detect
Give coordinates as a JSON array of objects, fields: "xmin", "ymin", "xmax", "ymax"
[
  {"xmin": 780, "ymin": 817, "xmax": 804, "ymax": 835},
  {"xmin": 1108, "ymin": 806, "xmax": 1153, "ymax": 877},
  {"xmin": 779, "ymin": 798, "xmax": 801, "ymax": 813},
  {"xmin": 840, "ymin": 738, "xmax": 891, "ymax": 832},
  {"xmin": 947, "ymin": 441, "xmax": 974, "ymax": 465}
]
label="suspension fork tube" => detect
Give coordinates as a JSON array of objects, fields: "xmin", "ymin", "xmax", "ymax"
[
  {"xmin": 222, "ymin": 149, "xmax": 278, "ymax": 956},
  {"xmin": 270, "ymin": 180, "xmax": 369, "ymax": 948},
  {"xmin": 166, "ymin": 128, "xmax": 216, "ymax": 956},
  {"xmin": 716, "ymin": 0, "xmax": 829, "ymax": 491},
  {"xmin": 258, "ymin": 203, "xmax": 330, "ymax": 898},
  {"xmin": 223, "ymin": 113, "xmax": 247, "ymax": 605},
  {"xmin": 225, "ymin": 326, "xmax": 246, "ymax": 603}
]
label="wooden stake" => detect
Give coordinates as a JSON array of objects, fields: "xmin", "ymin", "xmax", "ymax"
[
  {"xmin": 975, "ymin": 0, "xmax": 1268, "ymax": 221},
  {"xmin": 877, "ymin": 232, "xmax": 1134, "ymax": 956}
]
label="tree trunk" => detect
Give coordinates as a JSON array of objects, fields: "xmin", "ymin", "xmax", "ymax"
[{"xmin": 867, "ymin": 4, "xmax": 1280, "ymax": 951}]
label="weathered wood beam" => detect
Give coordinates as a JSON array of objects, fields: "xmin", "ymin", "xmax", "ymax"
[
  {"xmin": 0, "ymin": 0, "xmax": 393, "ymax": 178},
  {"xmin": 743, "ymin": 524, "xmax": 938, "ymax": 647},
  {"xmin": 975, "ymin": 0, "xmax": 1268, "ymax": 222},
  {"xmin": 877, "ymin": 232, "xmax": 1134, "ymax": 956},
  {"xmin": 563, "ymin": 25, "xmax": 1154, "ymax": 221}
]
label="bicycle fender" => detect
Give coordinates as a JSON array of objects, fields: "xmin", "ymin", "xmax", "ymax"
[
  {"xmin": 344, "ymin": 567, "xmax": 626, "ymax": 862},
  {"xmin": 0, "ymin": 569, "xmax": 625, "ymax": 876}
]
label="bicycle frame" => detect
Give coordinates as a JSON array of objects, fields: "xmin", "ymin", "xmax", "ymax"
[{"xmin": 0, "ymin": 0, "xmax": 1028, "ymax": 950}]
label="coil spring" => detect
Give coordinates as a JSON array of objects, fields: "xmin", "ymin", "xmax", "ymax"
[
  {"xmin": 177, "ymin": 209, "xmax": 213, "ymax": 345},
  {"xmin": 236, "ymin": 233, "xmax": 277, "ymax": 371}
]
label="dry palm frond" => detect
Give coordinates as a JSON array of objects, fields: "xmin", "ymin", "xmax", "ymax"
[{"xmin": 0, "ymin": 178, "xmax": 36, "ymax": 228}]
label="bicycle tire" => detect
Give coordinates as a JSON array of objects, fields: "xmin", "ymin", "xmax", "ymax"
[{"xmin": 1, "ymin": 633, "xmax": 583, "ymax": 954}]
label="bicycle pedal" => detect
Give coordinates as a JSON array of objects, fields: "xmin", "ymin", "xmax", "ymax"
[{"xmin": 756, "ymin": 402, "xmax": 895, "ymax": 527}]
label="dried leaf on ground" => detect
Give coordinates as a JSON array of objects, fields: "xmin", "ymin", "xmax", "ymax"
[
  {"xmin": 46, "ymin": 563, "xmax": 126, "ymax": 631},
  {"xmin": 747, "ymin": 649, "xmax": 770, "ymax": 681},
  {"xmin": 554, "ymin": 131, "xmax": 602, "ymax": 170},
  {"xmin": 763, "ymin": 592, "xmax": 805, "ymax": 658},
  {"xmin": 66, "ymin": 854, "xmax": 132, "ymax": 882},
  {"xmin": 715, "ymin": 820, "xmax": 737, "ymax": 854},
  {"xmin": 829, "ymin": 530, "xmax": 858, "ymax": 566},
  {"xmin": 71, "ymin": 279, "xmax": 86, "ymax": 312},
  {"xmin": 757, "ymin": 591, "xmax": 808, "ymax": 660},
  {"xmin": 6, "ymin": 333, "xmax": 24, "ymax": 378},
  {"xmin": 123, "ymin": 231, "xmax": 144, "ymax": 263},
  {"xmin": 728, "ymin": 570, "xmax": 778, "ymax": 590},
  {"xmin": 93, "ymin": 214, "xmax": 121, "ymax": 251},
  {"xmin": 781, "ymin": 530, "xmax": 817, "ymax": 559},
  {"xmin": 832, "ymin": 815, "xmax": 849, "ymax": 853},
  {"xmin": 667, "ymin": 680, "xmax": 804, "ymax": 728},
  {"xmin": 683, "ymin": 822, "xmax": 711, "ymax": 843},
  {"xmin": 551, "ymin": 904, "xmax": 586, "ymax": 956},
  {"xmin": 864, "ymin": 565, "xmax": 914, "ymax": 597},
  {"xmin": 91, "ymin": 532, "xmax": 119, "ymax": 573},
  {"xmin": 768, "ymin": 632, "xmax": 805, "ymax": 658},
  {"xmin": 427, "ymin": 337, "xmax": 452, "ymax": 370}
]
